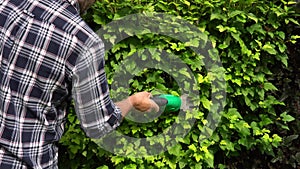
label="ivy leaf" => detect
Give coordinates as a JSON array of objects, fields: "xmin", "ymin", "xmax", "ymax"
[
  {"xmin": 263, "ymin": 82, "xmax": 278, "ymax": 91},
  {"xmin": 184, "ymin": 0, "xmax": 190, "ymax": 6},
  {"xmin": 216, "ymin": 25, "xmax": 227, "ymax": 32},
  {"xmin": 228, "ymin": 10, "xmax": 243, "ymax": 18},
  {"xmin": 262, "ymin": 43, "xmax": 277, "ymax": 55},
  {"xmin": 155, "ymin": 161, "xmax": 165, "ymax": 168},
  {"xmin": 201, "ymin": 96, "xmax": 211, "ymax": 110},
  {"xmin": 220, "ymin": 140, "xmax": 235, "ymax": 151},
  {"xmin": 277, "ymin": 42, "xmax": 287, "ymax": 53},
  {"xmin": 280, "ymin": 112, "xmax": 295, "ymax": 123},
  {"xmin": 277, "ymin": 54, "xmax": 288, "ymax": 67},
  {"xmin": 276, "ymin": 31, "xmax": 285, "ymax": 40},
  {"xmin": 247, "ymin": 23, "xmax": 265, "ymax": 35},
  {"xmin": 272, "ymin": 134, "xmax": 282, "ymax": 147},
  {"xmin": 210, "ymin": 13, "xmax": 227, "ymax": 22},
  {"xmin": 111, "ymin": 156, "xmax": 125, "ymax": 165},
  {"xmin": 259, "ymin": 114, "xmax": 274, "ymax": 127},
  {"xmin": 184, "ymin": 38, "xmax": 200, "ymax": 47},
  {"xmin": 69, "ymin": 145, "xmax": 80, "ymax": 155},
  {"xmin": 124, "ymin": 164, "xmax": 137, "ymax": 169},
  {"xmin": 96, "ymin": 166, "xmax": 109, "ymax": 169},
  {"xmin": 226, "ymin": 108, "xmax": 242, "ymax": 121},
  {"xmin": 168, "ymin": 144, "xmax": 182, "ymax": 155},
  {"xmin": 179, "ymin": 68, "xmax": 191, "ymax": 79},
  {"xmin": 194, "ymin": 153, "xmax": 202, "ymax": 162},
  {"xmin": 238, "ymin": 137, "xmax": 255, "ymax": 149},
  {"xmin": 188, "ymin": 144, "xmax": 197, "ymax": 152},
  {"xmin": 235, "ymin": 121, "xmax": 251, "ymax": 137},
  {"xmin": 287, "ymin": 18, "xmax": 300, "ymax": 25},
  {"xmin": 247, "ymin": 13, "xmax": 258, "ymax": 23},
  {"xmin": 144, "ymin": 130, "xmax": 153, "ymax": 137}
]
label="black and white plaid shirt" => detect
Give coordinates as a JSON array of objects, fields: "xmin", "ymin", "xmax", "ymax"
[{"xmin": 0, "ymin": 0, "xmax": 122, "ymax": 168}]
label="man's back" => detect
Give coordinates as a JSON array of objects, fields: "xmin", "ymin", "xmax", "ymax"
[{"xmin": 0, "ymin": 0, "xmax": 94, "ymax": 168}]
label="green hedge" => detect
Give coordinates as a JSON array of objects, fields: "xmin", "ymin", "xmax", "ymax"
[{"xmin": 58, "ymin": 0, "xmax": 299, "ymax": 168}]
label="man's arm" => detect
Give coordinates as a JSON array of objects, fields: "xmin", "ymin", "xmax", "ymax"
[{"xmin": 70, "ymin": 40, "xmax": 158, "ymax": 138}]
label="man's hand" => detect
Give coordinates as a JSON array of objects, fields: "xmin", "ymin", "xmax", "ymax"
[
  {"xmin": 128, "ymin": 92, "xmax": 159, "ymax": 112},
  {"xmin": 115, "ymin": 92, "xmax": 159, "ymax": 118}
]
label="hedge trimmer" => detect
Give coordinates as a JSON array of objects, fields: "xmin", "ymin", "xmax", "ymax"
[
  {"xmin": 151, "ymin": 94, "xmax": 185, "ymax": 113},
  {"xmin": 151, "ymin": 94, "xmax": 181, "ymax": 113}
]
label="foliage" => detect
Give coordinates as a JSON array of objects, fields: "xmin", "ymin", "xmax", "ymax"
[
  {"xmin": 270, "ymin": 6, "xmax": 300, "ymax": 167},
  {"xmin": 59, "ymin": 0, "xmax": 299, "ymax": 168}
]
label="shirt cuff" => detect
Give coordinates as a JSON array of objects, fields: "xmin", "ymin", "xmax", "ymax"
[{"xmin": 107, "ymin": 106, "xmax": 123, "ymax": 128}]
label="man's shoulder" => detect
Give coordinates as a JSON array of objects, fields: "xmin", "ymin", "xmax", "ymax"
[{"xmin": 33, "ymin": 0, "xmax": 100, "ymax": 46}]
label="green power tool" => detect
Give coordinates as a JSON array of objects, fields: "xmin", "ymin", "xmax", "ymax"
[{"xmin": 151, "ymin": 94, "xmax": 182, "ymax": 113}]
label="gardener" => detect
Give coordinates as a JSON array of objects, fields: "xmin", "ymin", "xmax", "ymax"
[{"xmin": 0, "ymin": 0, "xmax": 159, "ymax": 168}]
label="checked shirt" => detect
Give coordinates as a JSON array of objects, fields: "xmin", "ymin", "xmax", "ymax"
[{"xmin": 0, "ymin": 0, "xmax": 122, "ymax": 168}]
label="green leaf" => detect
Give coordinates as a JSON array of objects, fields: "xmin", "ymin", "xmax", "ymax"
[
  {"xmin": 272, "ymin": 134, "xmax": 282, "ymax": 147},
  {"xmin": 201, "ymin": 96, "xmax": 211, "ymax": 110},
  {"xmin": 291, "ymin": 35, "xmax": 300, "ymax": 40},
  {"xmin": 276, "ymin": 31, "xmax": 285, "ymax": 40},
  {"xmin": 184, "ymin": 0, "xmax": 190, "ymax": 6},
  {"xmin": 218, "ymin": 36, "xmax": 231, "ymax": 49},
  {"xmin": 220, "ymin": 140, "xmax": 235, "ymax": 151},
  {"xmin": 277, "ymin": 42, "xmax": 287, "ymax": 53},
  {"xmin": 188, "ymin": 144, "xmax": 197, "ymax": 152},
  {"xmin": 218, "ymin": 164, "xmax": 227, "ymax": 169},
  {"xmin": 239, "ymin": 137, "xmax": 256, "ymax": 149},
  {"xmin": 69, "ymin": 145, "xmax": 80, "ymax": 155},
  {"xmin": 194, "ymin": 153, "xmax": 202, "ymax": 162},
  {"xmin": 228, "ymin": 10, "xmax": 243, "ymax": 18},
  {"xmin": 216, "ymin": 25, "xmax": 227, "ymax": 32},
  {"xmin": 204, "ymin": 151, "xmax": 214, "ymax": 168},
  {"xmin": 166, "ymin": 158, "xmax": 177, "ymax": 169},
  {"xmin": 288, "ymin": 18, "xmax": 300, "ymax": 25},
  {"xmin": 111, "ymin": 156, "xmax": 125, "ymax": 165},
  {"xmin": 96, "ymin": 166, "xmax": 109, "ymax": 169},
  {"xmin": 124, "ymin": 164, "xmax": 137, "ymax": 169},
  {"xmin": 277, "ymin": 54, "xmax": 288, "ymax": 67},
  {"xmin": 259, "ymin": 114, "xmax": 273, "ymax": 127},
  {"xmin": 235, "ymin": 121, "xmax": 251, "ymax": 137},
  {"xmin": 263, "ymin": 82, "xmax": 278, "ymax": 91},
  {"xmin": 197, "ymin": 74, "xmax": 204, "ymax": 83},
  {"xmin": 232, "ymin": 78, "xmax": 242, "ymax": 86},
  {"xmin": 262, "ymin": 43, "xmax": 277, "ymax": 55},
  {"xmin": 155, "ymin": 161, "xmax": 165, "ymax": 168},
  {"xmin": 226, "ymin": 108, "xmax": 242, "ymax": 121},
  {"xmin": 247, "ymin": 23, "xmax": 264, "ymax": 35},
  {"xmin": 280, "ymin": 112, "xmax": 295, "ymax": 123},
  {"xmin": 184, "ymin": 38, "xmax": 200, "ymax": 47},
  {"xmin": 144, "ymin": 130, "xmax": 153, "ymax": 137},
  {"xmin": 210, "ymin": 13, "xmax": 227, "ymax": 22},
  {"xmin": 179, "ymin": 68, "xmax": 191, "ymax": 79},
  {"xmin": 247, "ymin": 13, "xmax": 258, "ymax": 23},
  {"xmin": 168, "ymin": 144, "xmax": 182, "ymax": 155}
]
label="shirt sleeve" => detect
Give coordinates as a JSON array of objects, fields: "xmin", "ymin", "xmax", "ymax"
[{"xmin": 71, "ymin": 39, "xmax": 123, "ymax": 139}]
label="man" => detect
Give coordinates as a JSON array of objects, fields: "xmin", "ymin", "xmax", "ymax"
[{"xmin": 0, "ymin": 0, "xmax": 158, "ymax": 168}]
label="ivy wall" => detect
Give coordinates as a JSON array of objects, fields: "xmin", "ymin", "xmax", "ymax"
[{"xmin": 58, "ymin": 0, "xmax": 300, "ymax": 168}]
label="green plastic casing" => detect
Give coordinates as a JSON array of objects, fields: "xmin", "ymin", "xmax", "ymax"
[{"xmin": 158, "ymin": 94, "xmax": 181, "ymax": 113}]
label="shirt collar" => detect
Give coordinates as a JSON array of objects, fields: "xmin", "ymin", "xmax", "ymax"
[{"xmin": 66, "ymin": 0, "xmax": 80, "ymax": 14}]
